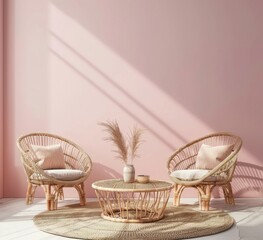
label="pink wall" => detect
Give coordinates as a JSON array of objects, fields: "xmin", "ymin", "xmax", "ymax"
[
  {"xmin": 4, "ymin": 0, "xmax": 263, "ymax": 198},
  {"xmin": 0, "ymin": 0, "xmax": 3, "ymax": 199}
]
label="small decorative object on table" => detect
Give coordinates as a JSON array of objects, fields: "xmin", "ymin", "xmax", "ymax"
[
  {"xmin": 137, "ymin": 175, "xmax": 150, "ymax": 183},
  {"xmin": 123, "ymin": 164, "xmax": 135, "ymax": 183},
  {"xmin": 100, "ymin": 120, "xmax": 144, "ymax": 183}
]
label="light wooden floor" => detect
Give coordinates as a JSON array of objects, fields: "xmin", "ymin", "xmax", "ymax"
[{"xmin": 0, "ymin": 198, "xmax": 263, "ymax": 240}]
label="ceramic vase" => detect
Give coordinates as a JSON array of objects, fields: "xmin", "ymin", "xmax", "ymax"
[{"xmin": 123, "ymin": 164, "xmax": 135, "ymax": 183}]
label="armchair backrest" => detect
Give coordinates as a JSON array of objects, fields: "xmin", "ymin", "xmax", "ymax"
[
  {"xmin": 167, "ymin": 132, "xmax": 242, "ymax": 175},
  {"xmin": 17, "ymin": 133, "xmax": 92, "ymax": 178}
]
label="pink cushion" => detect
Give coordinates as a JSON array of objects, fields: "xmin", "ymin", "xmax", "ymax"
[
  {"xmin": 195, "ymin": 144, "xmax": 234, "ymax": 170},
  {"xmin": 31, "ymin": 144, "xmax": 65, "ymax": 170}
]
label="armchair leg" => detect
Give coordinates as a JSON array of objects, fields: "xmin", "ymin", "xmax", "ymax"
[
  {"xmin": 75, "ymin": 183, "xmax": 86, "ymax": 206},
  {"xmin": 173, "ymin": 184, "xmax": 185, "ymax": 206},
  {"xmin": 54, "ymin": 185, "xmax": 64, "ymax": 200},
  {"xmin": 26, "ymin": 183, "xmax": 37, "ymax": 204},
  {"xmin": 59, "ymin": 188, "xmax": 64, "ymax": 200},
  {"xmin": 197, "ymin": 185, "xmax": 212, "ymax": 211},
  {"xmin": 222, "ymin": 183, "xmax": 235, "ymax": 205},
  {"xmin": 53, "ymin": 185, "xmax": 64, "ymax": 210},
  {"xmin": 46, "ymin": 185, "xmax": 56, "ymax": 211}
]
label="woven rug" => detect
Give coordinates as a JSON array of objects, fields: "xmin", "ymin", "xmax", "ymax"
[{"xmin": 33, "ymin": 202, "xmax": 234, "ymax": 240}]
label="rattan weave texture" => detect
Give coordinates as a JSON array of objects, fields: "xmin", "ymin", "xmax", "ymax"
[
  {"xmin": 17, "ymin": 133, "xmax": 92, "ymax": 210},
  {"xmin": 167, "ymin": 132, "xmax": 242, "ymax": 211},
  {"xmin": 34, "ymin": 202, "xmax": 234, "ymax": 240}
]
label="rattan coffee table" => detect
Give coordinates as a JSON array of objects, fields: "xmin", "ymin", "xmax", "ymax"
[{"xmin": 92, "ymin": 179, "xmax": 173, "ymax": 223}]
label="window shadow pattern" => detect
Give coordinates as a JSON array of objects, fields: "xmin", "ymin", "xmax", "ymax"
[
  {"xmin": 232, "ymin": 161, "xmax": 263, "ymax": 197},
  {"xmin": 49, "ymin": 32, "xmax": 189, "ymax": 150}
]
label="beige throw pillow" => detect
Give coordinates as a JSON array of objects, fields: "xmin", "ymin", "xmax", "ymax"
[
  {"xmin": 195, "ymin": 144, "xmax": 234, "ymax": 170},
  {"xmin": 31, "ymin": 144, "xmax": 65, "ymax": 170}
]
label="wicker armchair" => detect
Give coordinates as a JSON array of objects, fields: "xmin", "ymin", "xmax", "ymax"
[
  {"xmin": 17, "ymin": 133, "xmax": 92, "ymax": 210},
  {"xmin": 167, "ymin": 132, "xmax": 242, "ymax": 211}
]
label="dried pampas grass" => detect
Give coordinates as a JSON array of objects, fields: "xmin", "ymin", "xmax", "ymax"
[
  {"xmin": 129, "ymin": 127, "xmax": 143, "ymax": 161},
  {"xmin": 99, "ymin": 121, "xmax": 144, "ymax": 165}
]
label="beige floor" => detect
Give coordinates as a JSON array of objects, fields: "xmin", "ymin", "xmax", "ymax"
[{"xmin": 0, "ymin": 198, "xmax": 262, "ymax": 240}]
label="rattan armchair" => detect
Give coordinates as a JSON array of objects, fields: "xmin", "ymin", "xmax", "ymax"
[
  {"xmin": 167, "ymin": 132, "xmax": 242, "ymax": 211},
  {"xmin": 17, "ymin": 133, "xmax": 92, "ymax": 210}
]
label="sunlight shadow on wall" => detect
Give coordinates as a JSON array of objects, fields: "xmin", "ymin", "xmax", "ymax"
[
  {"xmin": 49, "ymin": 32, "xmax": 189, "ymax": 147},
  {"xmin": 212, "ymin": 161, "xmax": 263, "ymax": 199},
  {"xmin": 49, "ymin": 49, "xmax": 176, "ymax": 150},
  {"xmin": 232, "ymin": 161, "xmax": 263, "ymax": 197},
  {"xmin": 49, "ymin": 0, "xmax": 263, "ymax": 166},
  {"xmin": 48, "ymin": 4, "xmax": 214, "ymax": 150},
  {"xmin": 90, "ymin": 162, "xmax": 122, "ymax": 181},
  {"xmin": 47, "ymin": 3, "xmax": 261, "ymax": 197}
]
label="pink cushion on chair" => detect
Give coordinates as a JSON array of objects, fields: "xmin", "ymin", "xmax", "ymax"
[
  {"xmin": 31, "ymin": 144, "xmax": 65, "ymax": 170},
  {"xmin": 195, "ymin": 144, "xmax": 234, "ymax": 170}
]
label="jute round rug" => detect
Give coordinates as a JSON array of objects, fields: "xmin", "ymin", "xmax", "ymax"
[{"xmin": 33, "ymin": 202, "xmax": 234, "ymax": 240}]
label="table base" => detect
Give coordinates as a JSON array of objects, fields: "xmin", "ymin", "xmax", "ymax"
[
  {"xmin": 95, "ymin": 190, "xmax": 171, "ymax": 223},
  {"xmin": 101, "ymin": 208, "xmax": 164, "ymax": 223}
]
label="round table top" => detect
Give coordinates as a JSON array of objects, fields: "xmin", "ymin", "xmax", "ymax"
[{"xmin": 92, "ymin": 179, "xmax": 173, "ymax": 192}]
